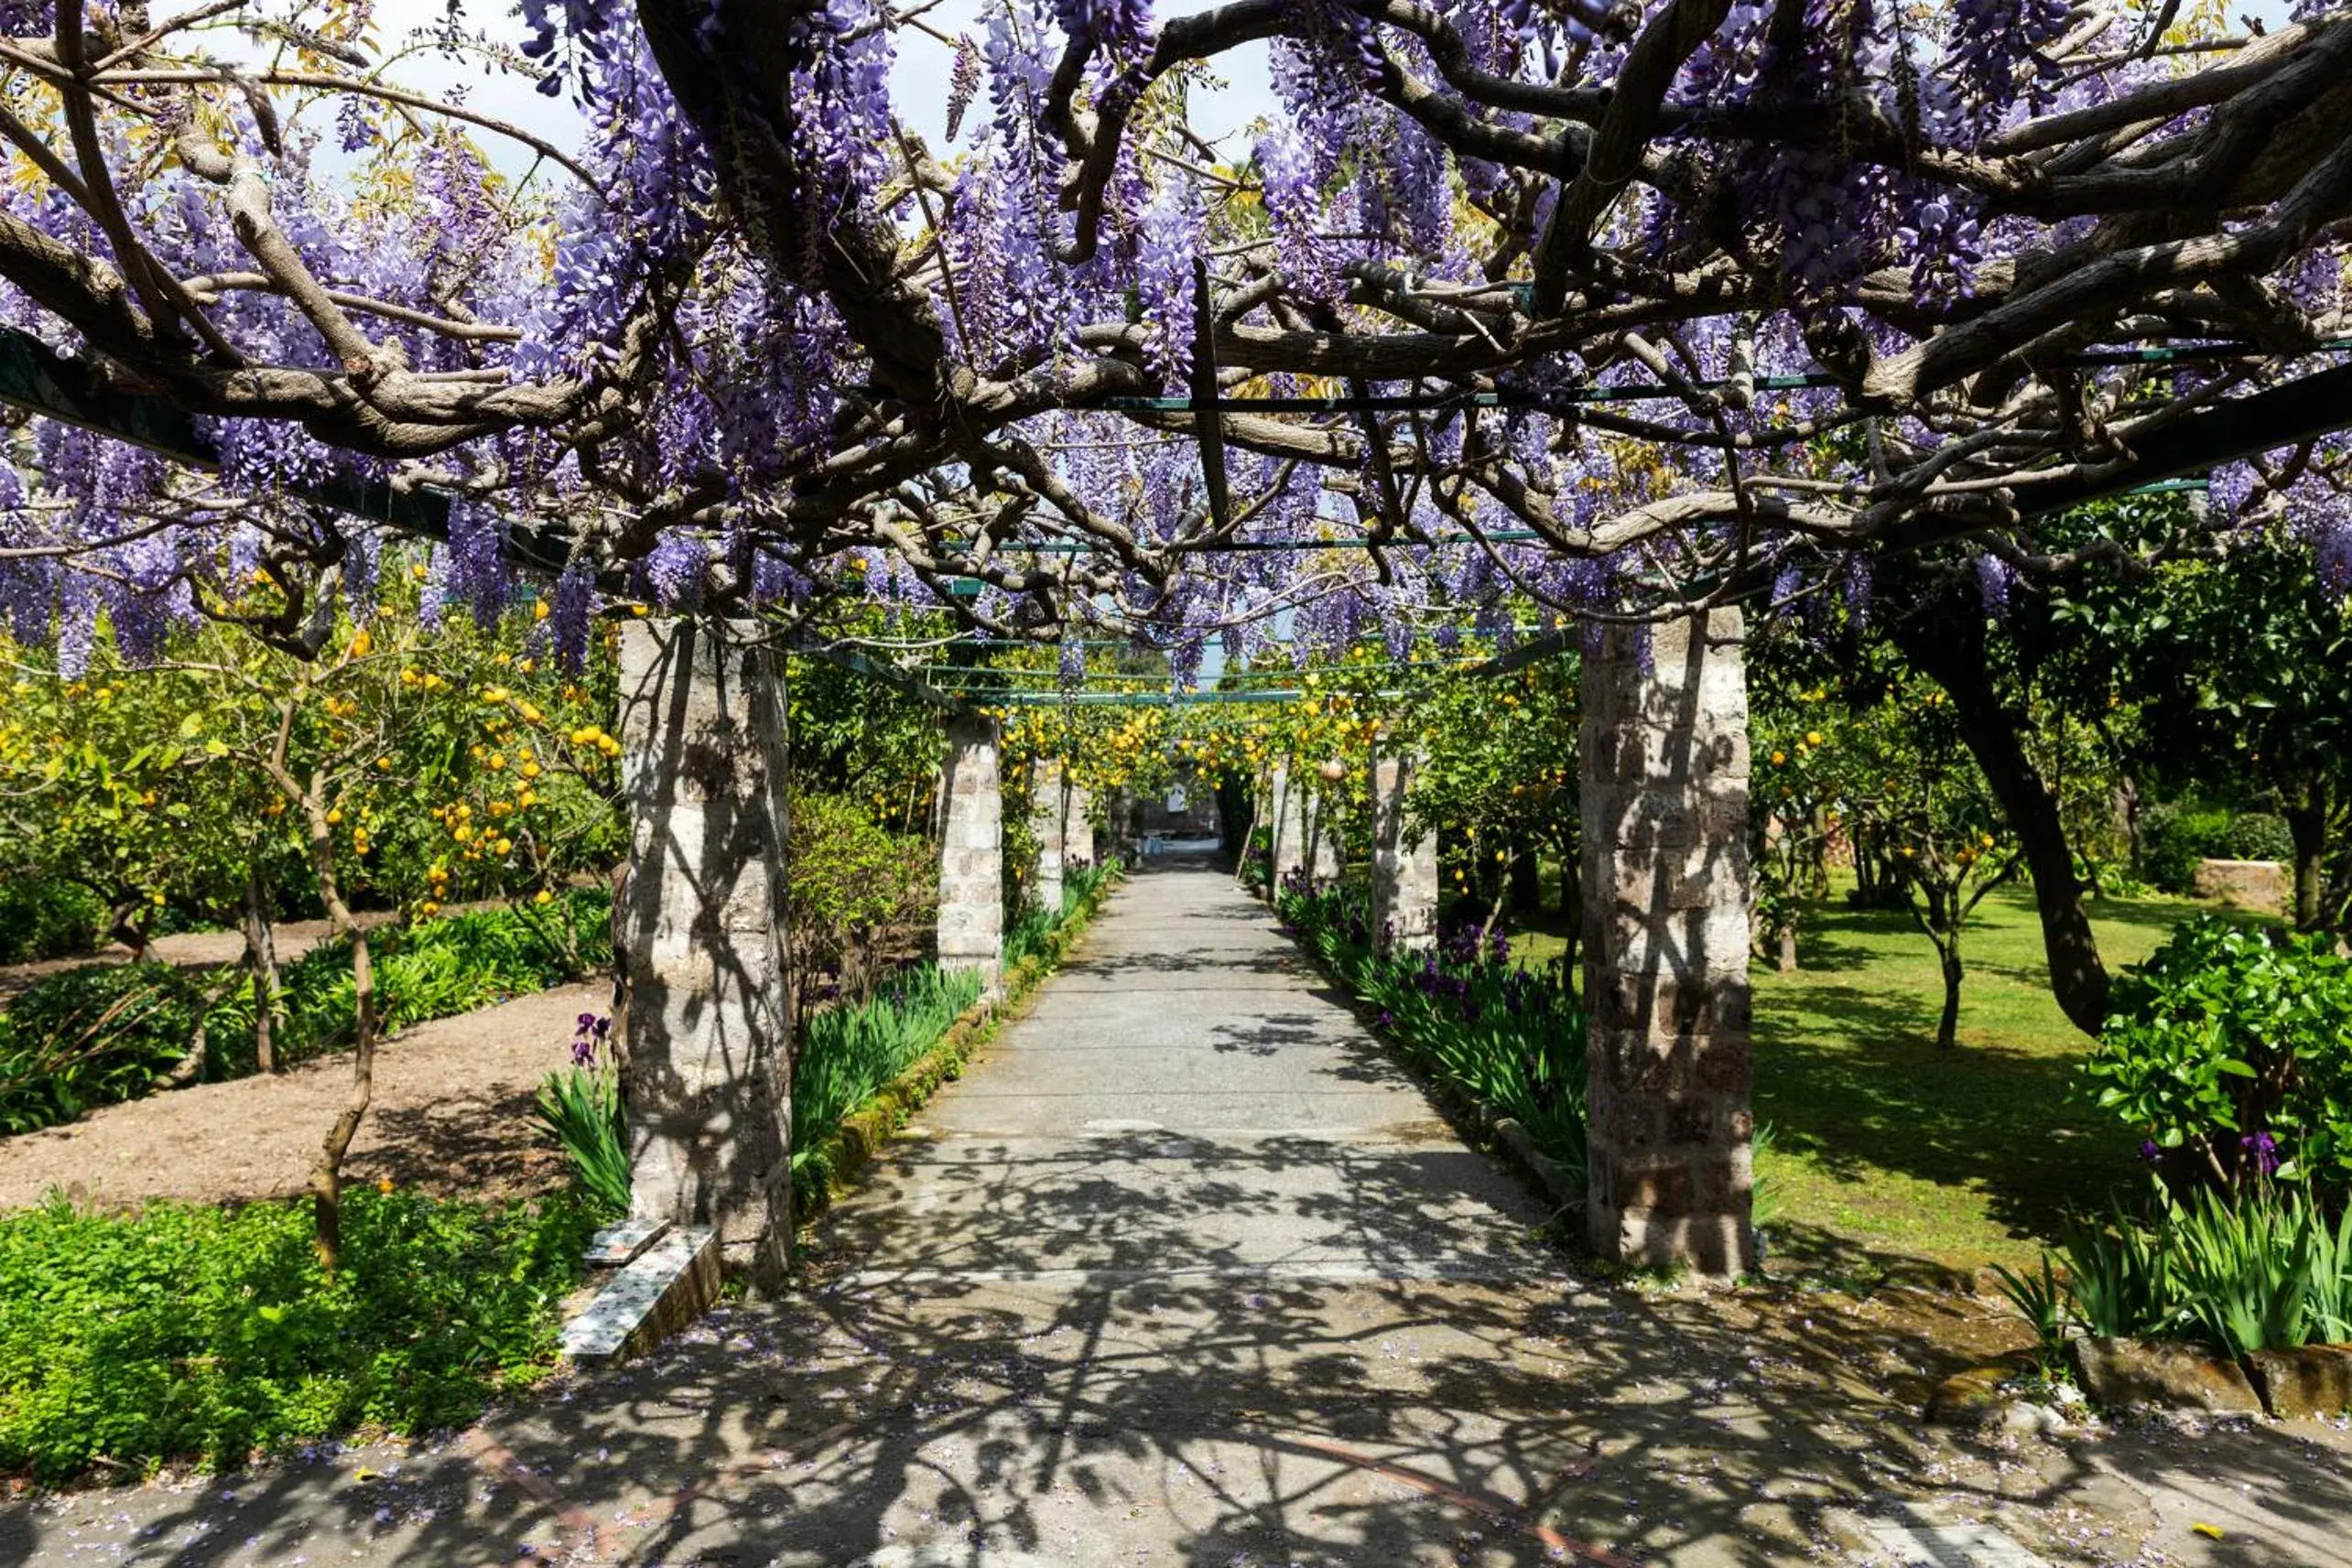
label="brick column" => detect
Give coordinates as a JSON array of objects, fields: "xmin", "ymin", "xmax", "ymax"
[
  {"xmin": 615, "ymin": 617, "xmax": 793, "ymax": 1288},
  {"xmin": 938, "ymin": 712, "xmax": 1004, "ymax": 997},
  {"xmin": 1064, "ymin": 781, "xmax": 1095, "ymax": 869},
  {"xmin": 1580, "ymin": 608, "xmax": 1755, "ymax": 1280},
  {"xmin": 1371, "ymin": 749, "xmax": 1438, "ymax": 950},
  {"xmin": 1028, "ymin": 756, "xmax": 1067, "ymax": 916}
]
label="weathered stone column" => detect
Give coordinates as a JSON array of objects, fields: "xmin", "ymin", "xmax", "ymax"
[
  {"xmin": 615, "ymin": 617, "xmax": 793, "ymax": 1288},
  {"xmin": 1307, "ymin": 786, "xmax": 1342, "ymax": 881},
  {"xmin": 1064, "ymin": 780, "xmax": 1095, "ymax": 868},
  {"xmin": 1028, "ymin": 756, "xmax": 1067, "ymax": 916},
  {"xmin": 1270, "ymin": 762, "xmax": 1308, "ymax": 888},
  {"xmin": 1580, "ymin": 608, "xmax": 1755, "ymax": 1280},
  {"xmin": 1370, "ymin": 749, "xmax": 1438, "ymax": 950},
  {"xmin": 938, "ymin": 712, "xmax": 1004, "ymax": 996}
]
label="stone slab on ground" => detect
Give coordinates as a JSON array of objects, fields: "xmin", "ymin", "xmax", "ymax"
[
  {"xmin": 2246, "ymin": 1343, "xmax": 2352, "ymax": 1420},
  {"xmin": 584, "ymin": 1217, "xmax": 671, "ymax": 1268},
  {"xmin": 560, "ymin": 1226, "xmax": 719, "ymax": 1367},
  {"xmin": 2072, "ymin": 1336, "xmax": 2264, "ymax": 1415}
]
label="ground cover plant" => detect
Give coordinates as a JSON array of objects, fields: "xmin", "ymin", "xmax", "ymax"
[
  {"xmin": 0, "ymin": 1188, "xmax": 601, "ymax": 1483},
  {"xmin": 0, "ymin": 889, "xmax": 613, "ymax": 1136},
  {"xmin": 789, "ymin": 961, "xmax": 987, "ymax": 1201}
]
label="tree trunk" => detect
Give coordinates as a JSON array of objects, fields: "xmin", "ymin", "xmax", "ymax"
[
  {"xmin": 2286, "ymin": 780, "xmax": 2329, "ymax": 932},
  {"xmin": 1936, "ymin": 946, "xmax": 1963, "ymax": 1050},
  {"xmin": 163, "ymin": 970, "xmax": 242, "ymax": 1088},
  {"xmin": 1509, "ymin": 838, "xmax": 1543, "ymax": 912},
  {"xmin": 109, "ymin": 898, "xmax": 155, "ymax": 960},
  {"xmin": 244, "ymin": 866, "xmax": 279, "ymax": 1074},
  {"xmin": 1889, "ymin": 607, "xmax": 2110, "ymax": 1037},
  {"xmin": 304, "ymin": 816, "xmax": 373, "ymax": 1277}
]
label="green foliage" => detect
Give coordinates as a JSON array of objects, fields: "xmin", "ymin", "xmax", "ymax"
[
  {"xmin": 0, "ymin": 1189, "xmax": 601, "ymax": 1482},
  {"xmin": 2223, "ymin": 812, "xmax": 2298, "ymax": 865},
  {"xmin": 2038, "ymin": 1189, "xmax": 2352, "ymax": 1357},
  {"xmin": 0, "ymin": 963, "xmax": 221, "ymax": 1132},
  {"xmin": 789, "ymin": 962, "xmax": 987, "ymax": 1206},
  {"xmin": 2139, "ymin": 802, "xmax": 2237, "ymax": 892},
  {"xmin": 0, "ymin": 890, "xmax": 613, "ymax": 1134},
  {"xmin": 0, "ymin": 877, "xmax": 109, "ymax": 964},
  {"xmin": 0, "ymin": 567, "xmax": 624, "ymax": 943},
  {"xmin": 2083, "ymin": 915, "xmax": 2352, "ymax": 1194},
  {"xmin": 789, "ymin": 792, "xmax": 934, "ymax": 995},
  {"xmin": 1990, "ymin": 1255, "xmax": 2072, "ymax": 1377},
  {"xmin": 2023, "ymin": 503, "xmax": 2352, "ymax": 925},
  {"xmin": 535, "ymin": 1066, "xmax": 630, "ymax": 1215},
  {"xmin": 2056, "ymin": 1210, "xmax": 2183, "ymax": 1339},
  {"xmin": 1278, "ymin": 881, "xmax": 1588, "ymax": 1195}
]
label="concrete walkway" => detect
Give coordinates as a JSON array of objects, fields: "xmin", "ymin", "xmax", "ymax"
[{"xmin": 9, "ymin": 862, "xmax": 2352, "ymax": 1568}]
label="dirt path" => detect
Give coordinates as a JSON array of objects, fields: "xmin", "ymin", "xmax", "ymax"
[{"xmin": 0, "ymin": 979, "xmax": 605, "ymax": 1211}]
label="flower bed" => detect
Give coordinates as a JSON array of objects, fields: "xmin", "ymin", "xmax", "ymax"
[{"xmin": 1274, "ymin": 874, "xmax": 1588, "ymax": 1202}]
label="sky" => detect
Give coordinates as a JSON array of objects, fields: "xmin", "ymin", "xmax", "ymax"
[
  {"xmin": 363, "ymin": 0, "xmax": 1283, "ymax": 175},
  {"xmin": 366, "ymin": 0, "xmax": 2304, "ymax": 178}
]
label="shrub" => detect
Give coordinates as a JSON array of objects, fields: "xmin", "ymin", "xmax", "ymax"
[
  {"xmin": 0, "ymin": 1189, "xmax": 599, "ymax": 1482},
  {"xmin": 2081, "ymin": 915, "xmax": 2352, "ymax": 1195},
  {"xmin": 0, "ymin": 877, "xmax": 109, "ymax": 964},
  {"xmin": 788, "ymin": 793, "xmax": 933, "ymax": 1000},
  {"xmin": 2138, "ymin": 801, "xmax": 2234, "ymax": 892},
  {"xmin": 2223, "ymin": 811, "xmax": 2297, "ymax": 865}
]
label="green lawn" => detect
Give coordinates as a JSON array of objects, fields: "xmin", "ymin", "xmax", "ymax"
[{"xmin": 1510, "ymin": 880, "xmax": 2228, "ymax": 1279}]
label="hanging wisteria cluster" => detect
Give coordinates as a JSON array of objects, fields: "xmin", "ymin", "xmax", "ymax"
[{"xmin": 0, "ymin": 0, "xmax": 2343, "ymax": 674}]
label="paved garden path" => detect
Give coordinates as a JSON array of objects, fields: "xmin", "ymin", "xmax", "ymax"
[{"xmin": 9, "ymin": 862, "xmax": 2352, "ymax": 1568}]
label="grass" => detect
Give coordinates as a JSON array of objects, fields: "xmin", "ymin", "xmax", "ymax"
[
  {"xmin": 0, "ymin": 1188, "xmax": 601, "ymax": 1484},
  {"xmin": 1511, "ymin": 877, "xmax": 2232, "ymax": 1276}
]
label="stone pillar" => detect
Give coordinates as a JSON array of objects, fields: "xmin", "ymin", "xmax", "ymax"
[
  {"xmin": 1270, "ymin": 762, "xmax": 1308, "ymax": 889},
  {"xmin": 1064, "ymin": 781, "xmax": 1095, "ymax": 869},
  {"xmin": 938, "ymin": 712, "xmax": 1004, "ymax": 997},
  {"xmin": 1580, "ymin": 608, "xmax": 1755, "ymax": 1281},
  {"xmin": 1306, "ymin": 787, "xmax": 1342, "ymax": 881},
  {"xmin": 1371, "ymin": 749, "xmax": 1438, "ymax": 950},
  {"xmin": 615, "ymin": 617, "xmax": 793, "ymax": 1288},
  {"xmin": 1028, "ymin": 756, "xmax": 1067, "ymax": 916}
]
